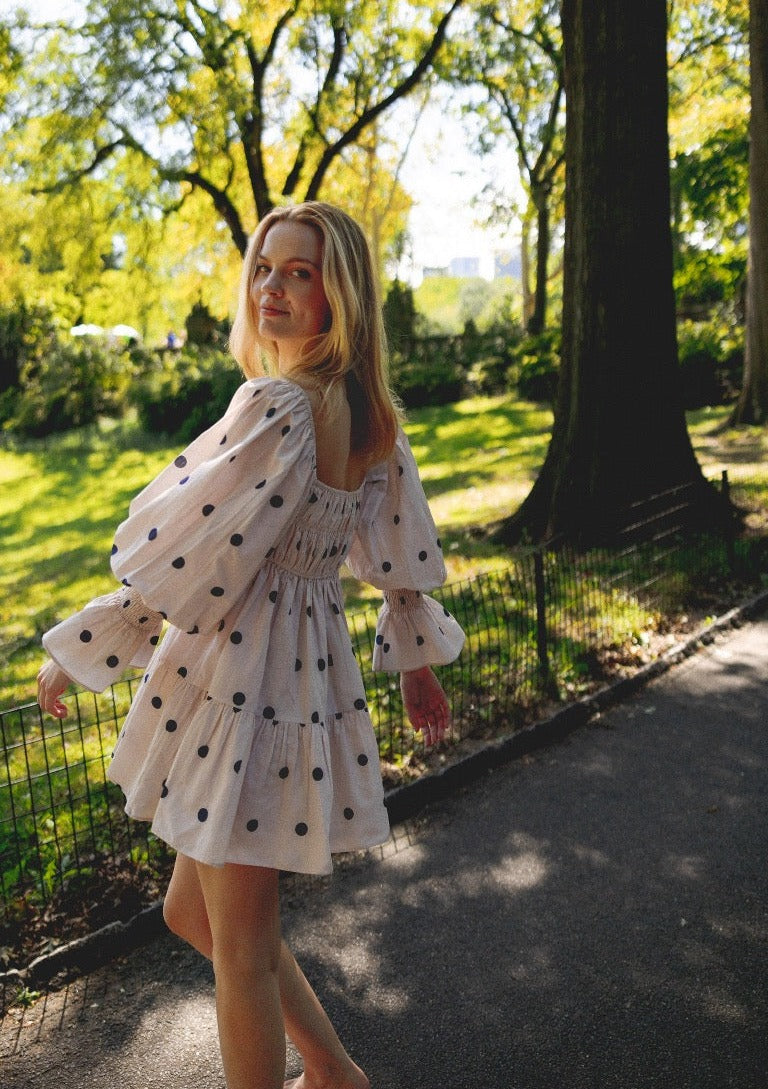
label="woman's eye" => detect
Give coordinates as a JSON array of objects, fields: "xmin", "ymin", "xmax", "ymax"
[{"xmin": 291, "ymin": 268, "xmax": 311, "ymax": 279}]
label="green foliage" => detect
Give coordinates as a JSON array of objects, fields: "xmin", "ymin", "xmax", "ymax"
[
  {"xmin": 129, "ymin": 347, "xmax": 243, "ymax": 442},
  {"xmin": 677, "ymin": 314, "xmax": 744, "ymax": 408},
  {"xmin": 0, "ymin": 300, "xmax": 60, "ymax": 401},
  {"xmin": 509, "ymin": 329, "xmax": 561, "ymax": 403},
  {"xmin": 389, "ymin": 334, "xmax": 468, "ymax": 408}
]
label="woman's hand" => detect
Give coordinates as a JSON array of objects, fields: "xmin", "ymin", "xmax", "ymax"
[
  {"xmin": 400, "ymin": 665, "xmax": 451, "ymax": 747},
  {"xmin": 37, "ymin": 659, "xmax": 74, "ymax": 719}
]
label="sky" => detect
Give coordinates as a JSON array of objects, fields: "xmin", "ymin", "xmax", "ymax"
[{"xmin": 8, "ymin": 1, "xmax": 522, "ymax": 281}]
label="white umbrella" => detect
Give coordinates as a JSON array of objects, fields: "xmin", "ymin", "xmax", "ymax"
[
  {"xmin": 110, "ymin": 324, "xmax": 141, "ymax": 339},
  {"xmin": 70, "ymin": 323, "xmax": 105, "ymax": 336}
]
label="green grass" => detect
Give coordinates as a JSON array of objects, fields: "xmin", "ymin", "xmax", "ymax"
[{"xmin": 1, "ymin": 398, "xmax": 767, "ymax": 713}]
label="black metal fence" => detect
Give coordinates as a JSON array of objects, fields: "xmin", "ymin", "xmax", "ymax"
[{"xmin": 2, "ymin": 472, "xmax": 767, "ymax": 919}]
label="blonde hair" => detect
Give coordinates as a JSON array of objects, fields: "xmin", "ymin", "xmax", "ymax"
[{"xmin": 229, "ymin": 201, "xmax": 401, "ymax": 466}]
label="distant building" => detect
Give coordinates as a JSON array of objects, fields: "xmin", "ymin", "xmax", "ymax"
[
  {"xmin": 449, "ymin": 256, "xmax": 480, "ymax": 278},
  {"xmin": 494, "ymin": 249, "xmax": 522, "ymax": 279},
  {"xmin": 422, "ymin": 265, "xmax": 450, "ymax": 279},
  {"xmin": 494, "ymin": 249, "xmax": 522, "ymax": 280}
]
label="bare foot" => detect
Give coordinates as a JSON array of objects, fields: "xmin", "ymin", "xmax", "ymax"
[{"xmin": 284, "ymin": 1065, "xmax": 370, "ymax": 1089}]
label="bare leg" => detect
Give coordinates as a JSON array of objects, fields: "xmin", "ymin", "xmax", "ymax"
[
  {"xmin": 195, "ymin": 860, "xmax": 285, "ymax": 1089},
  {"xmin": 164, "ymin": 854, "xmax": 369, "ymax": 1089}
]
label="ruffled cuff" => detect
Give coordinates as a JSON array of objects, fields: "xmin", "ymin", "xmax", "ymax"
[
  {"xmin": 42, "ymin": 587, "xmax": 164, "ymax": 693},
  {"xmin": 371, "ymin": 589, "xmax": 465, "ymax": 672}
]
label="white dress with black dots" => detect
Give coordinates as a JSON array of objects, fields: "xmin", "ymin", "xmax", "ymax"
[{"xmin": 42, "ymin": 377, "xmax": 465, "ymax": 874}]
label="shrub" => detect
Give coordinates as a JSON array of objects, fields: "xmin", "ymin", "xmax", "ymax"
[
  {"xmin": 510, "ymin": 330, "xmax": 561, "ymax": 403},
  {"xmin": 129, "ymin": 347, "xmax": 242, "ymax": 442},
  {"xmin": 10, "ymin": 340, "xmax": 134, "ymax": 437},
  {"xmin": 677, "ymin": 316, "xmax": 744, "ymax": 409},
  {"xmin": 389, "ymin": 335, "xmax": 468, "ymax": 408}
]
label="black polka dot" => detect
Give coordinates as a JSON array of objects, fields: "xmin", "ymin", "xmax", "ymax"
[
  {"xmin": 312, "ymin": 767, "xmax": 324, "ymax": 781},
  {"xmin": 230, "ymin": 631, "xmax": 243, "ymax": 645},
  {"xmin": 317, "ymin": 658, "xmax": 326, "ymax": 671},
  {"xmin": 295, "ymin": 658, "xmax": 302, "ymax": 671},
  {"xmin": 197, "ymin": 808, "xmax": 208, "ymax": 822},
  {"xmin": 174, "ymin": 455, "xmax": 187, "ymax": 468},
  {"xmin": 376, "ymin": 635, "xmax": 383, "ymax": 645},
  {"xmin": 165, "ymin": 719, "xmax": 177, "ymax": 732},
  {"xmin": 279, "ymin": 766, "xmax": 289, "ymax": 779},
  {"xmin": 178, "ymin": 476, "xmax": 189, "ymax": 485},
  {"xmin": 394, "ymin": 515, "xmax": 400, "ymax": 525},
  {"xmin": 309, "ymin": 492, "xmax": 318, "ymax": 504},
  {"xmin": 246, "ymin": 818, "xmax": 258, "ymax": 831},
  {"xmin": 198, "ymin": 745, "xmax": 209, "ymax": 758},
  {"xmin": 233, "ymin": 692, "xmax": 246, "ymax": 706},
  {"xmin": 79, "ymin": 629, "xmax": 92, "ymax": 643},
  {"xmin": 172, "ymin": 556, "xmax": 185, "ymax": 569},
  {"xmin": 329, "ymin": 544, "xmax": 338, "ymax": 557},
  {"xmin": 270, "ymin": 495, "xmax": 284, "ymax": 508},
  {"xmin": 269, "ymin": 590, "xmax": 278, "ymax": 603},
  {"xmin": 344, "ymin": 807, "xmax": 354, "ymax": 820},
  {"xmin": 437, "ymin": 538, "xmax": 442, "ymax": 548},
  {"xmin": 398, "ymin": 464, "xmax": 404, "ymax": 475},
  {"xmin": 230, "ymin": 533, "xmax": 243, "ymax": 546},
  {"xmin": 382, "ymin": 561, "xmax": 392, "ymax": 572},
  {"xmin": 202, "ymin": 504, "xmax": 215, "ymax": 516},
  {"xmin": 151, "ymin": 696, "xmax": 162, "ymax": 708},
  {"xmin": 210, "ymin": 586, "xmax": 225, "ymax": 597},
  {"xmin": 311, "ymin": 712, "xmax": 320, "ymax": 723},
  {"xmin": 306, "ymin": 605, "xmax": 312, "ymax": 618},
  {"xmin": 148, "ymin": 527, "xmax": 158, "ymax": 540},
  {"xmin": 217, "ymin": 619, "xmax": 225, "ymax": 632},
  {"xmin": 219, "ymin": 434, "xmax": 227, "ymax": 444},
  {"xmin": 328, "ymin": 654, "xmax": 334, "ymax": 667},
  {"xmin": 419, "ymin": 550, "xmax": 427, "ymax": 561},
  {"xmin": 357, "ymin": 753, "xmax": 369, "ymax": 766},
  {"xmin": 383, "ymin": 642, "xmax": 390, "ymax": 652},
  {"xmin": 266, "ymin": 406, "xmax": 276, "ymax": 418},
  {"xmin": 295, "ymin": 822, "xmax": 308, "ymax": 836},
  {"xmin": 332, "ymin": 603, "xmax": 340, "ymax": 615},
  {"xmin": 416, "ymin": 635, "xmax": 425, "ymax": 646},
  {"xmin": 256, "ymin": 479, "xmax": 266, "ymax": 489},
  {"xmin": 263, "ymin": 704, "xmax": 275, "ymax": 718},
  {"xmin": 161, "ymin": 780, "xmax": 168, "ymax": 798},
  {"xmin": 150, "ymin": 635, "xmax": 159, "ymax": 646},
  {"xmin": 111, "ymin": 544, "xmax": 118, "ymax": 555},
  {"xmin": 106, "ymin": 654, "xmax": 119, "ymax": 668},
  {"xmin": 177, "ymin": 666, "xmax": 188, "ymax": 677},
  {"xmin": 281, "ymin": 424, "xmax": 291, "ymax": 436},
  {"xmin": 354, "ymin": 698, "xmax": 366, "ymax": 710},
  {"xmin": 234, "ymin": 760, "xmax": 242, "ymax": 773}
]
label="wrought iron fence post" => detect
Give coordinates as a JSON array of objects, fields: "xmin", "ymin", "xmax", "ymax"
[
  {"xmin": 533, "ymin": 548, "xmax": 553, "ymax": 693},
  {"xmin": 721, "ymin": 469, "xmax": 736, "ymax": 573}
]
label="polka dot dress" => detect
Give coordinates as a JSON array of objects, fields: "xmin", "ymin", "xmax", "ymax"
[{"xmin": 42, "ymin": 378, "xmax": 465, "ymax": 875}]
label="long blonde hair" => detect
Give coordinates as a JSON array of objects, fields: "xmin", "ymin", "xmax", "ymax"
[{"xmin": 229, "ymin": 201, "xmax": 401, "ymax": 465}]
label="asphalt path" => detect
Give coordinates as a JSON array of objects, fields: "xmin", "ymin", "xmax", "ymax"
[{"xmin": 2, "ymin": 617, "xmax": 767, "ymax": 1089}]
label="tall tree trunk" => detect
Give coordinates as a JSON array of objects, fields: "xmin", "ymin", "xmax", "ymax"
[
  {"xmin": 729, "ymin": 0, "xmax": 768, "ymax": 426},
  {"xmin": 496, "ymin": 0, "xmax": 720, "ymax": 546},
  {"xmin": 527, "ymin": 181, "xmax": 551, "ymax": 334},
  {"xmin": 520, "ymin": 207, "xmax": 535, "ymax": 328}
]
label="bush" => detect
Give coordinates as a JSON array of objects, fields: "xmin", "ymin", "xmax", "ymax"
[
  {"xmin": 677, "ymin": 316, "xmax": 744, "ymax": 409},
  {"xmin": 9, "ymin": 340, "xmax": 135, "ymax": 437},
  {"xmin": 510, "ymin": 330, "xmax": 561, "ymax": 403},
  {"xmin": 389, "ymin": 335, "xmax": 468, "ymax": 408},
  {"xmin": 0, "ymin": 301, "xmax": 60, "ymax": 421},
  {"xmin": 129, "ymin": 347, "xmax": 243, "ymax": 442}
]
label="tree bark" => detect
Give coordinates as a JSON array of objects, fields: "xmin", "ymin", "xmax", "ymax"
[
  {"xmin": 496, "ymin": 0, "xmax": 720, "ymax": 546},
  {"xmin": 729, "ymin": 0, "xmax": 768, "ymax": 425},
  {"xmin": 527, "ymin": 180, "xmax": 551, "ymax": 334}
]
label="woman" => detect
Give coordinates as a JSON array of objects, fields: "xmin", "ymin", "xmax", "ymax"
[{"xmin": 37, "ymin": 201, "xmax": 465, "ymax": 1089}]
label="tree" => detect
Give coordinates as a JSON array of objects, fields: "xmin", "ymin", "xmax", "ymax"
[
  {"xmin": 730, "ymin": 0, "xmax": 768, "ymax": 424},
  {"xmin": 7, "ymin": 0, "xmax": 463, "ymax": 257},
  {"xmin": 496, "ymin": 0, "xmax": 721, "ymax": 545},
  {"xmin": 453, "ymin": 0, "xmax": 564, "ymax": 333}
]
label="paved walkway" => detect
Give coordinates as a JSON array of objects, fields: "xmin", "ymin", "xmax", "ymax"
[{"xmin": 3, "ymin": 617, "xmax": 767, "ymax": 1089}]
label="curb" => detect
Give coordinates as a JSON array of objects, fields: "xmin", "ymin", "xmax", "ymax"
[{"xmin": 4, "ymin": 587, "xmax": 768, "ymax": 1003}]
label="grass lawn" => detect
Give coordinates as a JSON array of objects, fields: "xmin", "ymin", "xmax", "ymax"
[{"xmin": 1, "ymin": 397, "xmax": 765, "ymax": 712}]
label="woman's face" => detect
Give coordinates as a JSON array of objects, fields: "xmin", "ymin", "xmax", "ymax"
[{"xmin": 252, "ymin": 220, "xmax": 331, "ymax": 370}]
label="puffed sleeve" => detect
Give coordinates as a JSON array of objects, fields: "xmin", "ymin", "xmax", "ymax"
[
  {"xmin": 42, "ymin": 585, "xmax": 164, "ymax": 692},
  {"xmin": 108, "ymin": 378, "xmax": 314, "ymax": 634},
  {"xmin": 346, "ymin": 427, "xmax": 465, "ymax": 671}
]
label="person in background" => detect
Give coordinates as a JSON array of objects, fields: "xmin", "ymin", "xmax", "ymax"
[{"xmin": 37, "ymin": 201, "xmax": 465, "ymax": 1089}]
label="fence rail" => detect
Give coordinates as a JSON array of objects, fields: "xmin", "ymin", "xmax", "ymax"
[{"xmin": 2, "ymin": 472, "xmax": 767, "ymax": 923}]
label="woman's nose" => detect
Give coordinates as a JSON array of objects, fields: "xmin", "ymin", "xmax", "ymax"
[{"xmin": 264, "ymin": 269, "xmax": 283, "ymax": 294}]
